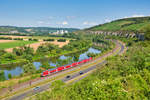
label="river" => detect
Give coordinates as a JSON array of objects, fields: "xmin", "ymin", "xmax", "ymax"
[{"xmin": 0, "ymin": 47, "xmax": 101, "ymax": 80}]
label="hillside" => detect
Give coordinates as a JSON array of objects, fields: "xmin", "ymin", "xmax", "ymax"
[
  {"xmin": 0, "ymin": 26, "xmax": 79, "ymax": 35},
  {"xmin": 87, "ymin": 16, "xmax": 150, "ymax": 33}
]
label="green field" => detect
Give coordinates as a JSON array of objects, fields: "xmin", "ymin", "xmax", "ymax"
[{"xmin": 0, "ymin": 41, "xmax": 37, "ymax": 49}]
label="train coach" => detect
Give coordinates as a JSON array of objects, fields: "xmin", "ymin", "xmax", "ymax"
[{"xmin": 41, "ymin": 57, "xmax": 92, "ymax": 77}]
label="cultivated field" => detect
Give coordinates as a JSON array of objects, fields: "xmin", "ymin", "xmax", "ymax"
[
  {"xmin": 5, "ymin": 40, "xmax": 69, "ymax": 52},
  {"xmin": 0, "ymin": 35, "xmax": 70, "ymax": 52},
  {"xmin": 0, "ymin": 41, "xmax": 37, "ymax": 50}
]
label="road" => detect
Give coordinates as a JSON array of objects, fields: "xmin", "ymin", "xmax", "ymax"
[
  {"xmin": 7, "ymin": 40, "xmax": 125, "ymax": 100},
  {"xmin": 63, "ymin": 41, "xmax": 125, "ymax": 83}
]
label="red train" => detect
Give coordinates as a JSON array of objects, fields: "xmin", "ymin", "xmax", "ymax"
[{"xmin": 41, "ymin": 57, "xmax": 92, "ymax": 77}]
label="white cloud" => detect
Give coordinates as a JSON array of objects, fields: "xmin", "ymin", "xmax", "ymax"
[
  {"xmin": 131, "ymin": 14, "xmax": 145, "ymax": 17},
  {"xmin": 104, "ymin": 18, "xmax": 111, "ymax": 23},
  {"xmin": 62, "ymin": 21, "xmax": 68, "ymax": 25},
  {"xmin": 83, "ymin": 21, "xmax": 97, "ymax": 26},
  {"xmin": 124, "ymin": 14, "xmax": 148, "ymax": 18},
  {"xmin": 83, "ymin": 21, "xmax": 88, "ymax": 25}
]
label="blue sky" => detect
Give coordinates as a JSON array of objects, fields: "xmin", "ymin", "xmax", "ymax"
[{"xmin": 0, "ymin": 0, "xmax": 150, "ymax": 29}]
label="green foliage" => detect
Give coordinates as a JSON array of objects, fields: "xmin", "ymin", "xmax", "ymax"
[
  {"xmin": 0, "ymin": 49, "xmax": 6, "ymax": 56},
  {"xmin": 0, "ymin": 70, "xmax": 5, "ymax": 81},
  {"xmin": 142, "ymin": 24, "xmax": 150, "ymax": 40},
  {"xmin": 13, "ymin": 48, "xmax": 23, "ymax": 56},
  {"xmin": 36, "ymin": 45, "xmax": 49, "ymax": 55},
  {"xmin": 50, "ymin": 80, "xmax": 65, "ymax": 90},
  {"xmin": 28, "ymin": 38, "xmax": 38, "ymax": 41},
  {"xmin": 43, "ymin": 38, "xmax": 55, "ymax": 41},
  {"xmin": 23, "ymin": 46, "xmax": 34, "ymax": 55},
  {"xmin": 57, "ymin": 57, "xmax": 72, "ymax": 67},
  {"xmin": 57, "ymin": 39, "xmax": 66, "ymax": 42},
  {"xmin": 87, "ymin": 16, "xmax": 150, "ymax": 33},
  {"xmin": 40, "ymin": 61, "xmax": 55, "ymax": 69},
  {"xmin": 23, "ymin": 61, "xmax": 36, "ymax": 74},
  {"xmin": 33, "ymin": 39, "xmax": 150, "ymax": 100},
  {"xmin": 87, "ymin": 52, "xmax": 97, "ymax": 57},
  {"xmin": 13, "ymin": 38, "xmax": 23, "ymax": 40},
  {"xmin": 8, "ymin": 73, "xmax": 12, "ymax": 79},
  {"xmin": 62, "ymin": 40, "xmax": 92, "ymax": 51},
  {"xmin": 3, "ymin": 53, "xmax": 16, "ymax": 61},
  {"xmin": 0, "ymin": 37, "xmax": 12, "ymax": 40}
]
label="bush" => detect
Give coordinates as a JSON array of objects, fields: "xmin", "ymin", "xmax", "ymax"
[
  {"xmin": 13, "ymin": 48, "xmax": 23, "ymax": 56},
  {"xmin": 8, "ymin": 73, "xmax": 12, "ymax": 79},
  {"xmin": 0, "ymin": 71, "xmax": 5, "ymax": 81},
  {"xmin": 43, "ymin": 39, "xmax": 55, "ymax": 41},
  {"xmin": 23, "ymin": 61, "xmax": 36, "ymax": 74},
  {"xmin": 28, "ymin": 38, "xmax": 38, "ymax": 41},
  {"xmin": 87, "ymin": 52, "xmax": 97, "ymax": 57},
  {"xmin": 140, "ymin": 24, "xmax": 150, "ymax": 41},
  {"xmin": 57, "ymin": 39, "xmax": 66, "ymax": 42},
  {"xmin": 33, "ymin": 39, "xmax": 38, "ymax": 41},
  {"xmin": 13, "ymin": 38, "xmax": 23, "ymax": 40},
  {"xmin": 3, "ymin": 53, "xmax": 16, "ymax": 61},
  {"xmin": 0, "ymin": 49, "xmax": 6, "ymax": 56},
  {"xmin": 0, "ymin": 37, "xmax": 12, "ymax": 40}
]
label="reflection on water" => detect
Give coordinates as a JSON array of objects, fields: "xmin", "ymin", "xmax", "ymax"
[
  {"xmin": 4, "ymin": 67, "xmax": 23, "ymax": 80},
  {"xmin": 0, "ymin": 47, "xmax": 101, "ymax": 80},
  {"xmin": 33, "ymin": 62, "xmax": 41, "ymax": 70}
]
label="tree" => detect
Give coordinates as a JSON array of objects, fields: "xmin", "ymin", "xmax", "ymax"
[
  {"xmin": 13, "ymin": 48, "xmax": 23, "ymax": 56},
  {"xmin": 40, "ymin": 61, "xmax": 54, "ymax": 69},
  {"xmin": 23, "ymin": 54, "xmax": 33, "ymax": 61},
  {"xmin": 87, "ymin": 52, "xmax": 97, "ymax": 57},
  {"xmin": 23, "ymin": 46, "xmax": 34, "ymax": 55},
  {"xmin": 8, "ymin": 73, "xmax": 12, "ymax": 79},
  {"xmin": 141, "ymin": 24, "xmax": 150, "ymax": 41},
  {"xmin": 0, "ymin": 70, "xmax": 5, "ymax": 81},
  {"xmin": 3, "ymin": 53, "xmax": 16, "ymax": 61},
  {"xmin": 36, "ymin": 45, "xmax": 49, "ymax": 55},
  {"xmin": 23, "ymin": 61, "xmax": 36, "ymax": 74},
  {"xmin": 0, "ymin": 49, "xmax": 6, "ymax": 56}
]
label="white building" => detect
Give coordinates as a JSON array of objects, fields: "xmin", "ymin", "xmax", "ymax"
[{"xmin": 52, "ymin": 30, "xmax": 68, "ymax": 35}]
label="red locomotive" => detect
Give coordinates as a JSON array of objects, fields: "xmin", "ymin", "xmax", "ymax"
[{"xmin": 41, "ymin": 57, "xmax": 92, "ymax": 77}]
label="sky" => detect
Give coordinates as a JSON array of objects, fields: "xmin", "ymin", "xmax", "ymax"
[{"xmin": 0, "ymin": 0, "xmax": 150, "ymax": 29}]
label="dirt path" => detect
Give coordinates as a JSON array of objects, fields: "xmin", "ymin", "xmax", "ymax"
[
  {"xmin": 0, "ymin": 35, "xmax": 29, "ymax": 39},
  {"xmin": 0, "ymin": 40, "xmax": 16, "ymax": 43}
]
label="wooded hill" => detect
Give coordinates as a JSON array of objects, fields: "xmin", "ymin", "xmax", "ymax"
[
  {"xmin": 0, "ymin": 26, "xmax": 79, "ymax": 35},
  {"xmin": 86, "ymin": 16, "xmax": 150, "ymax": 33}
]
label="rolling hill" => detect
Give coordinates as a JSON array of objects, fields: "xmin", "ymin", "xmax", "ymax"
[
  {"xmin": 86, "ymin": 16, "xmax": 150, "ymax": 33},
  {"xmin": 0, "ymin": 26, "xmax": 79, "ymax": 35}
]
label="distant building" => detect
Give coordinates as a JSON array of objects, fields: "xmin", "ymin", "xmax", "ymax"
[
  {"xmin": 9, "ymin": 30, "xmax": 18, "ymax": 34},
  {"xmin": 25, "ymin": 29, "xmax": 32, "ymax": 32},
  {"xmin": 51, "ymin": 30, "xmax": 69, "ymax": 35}
]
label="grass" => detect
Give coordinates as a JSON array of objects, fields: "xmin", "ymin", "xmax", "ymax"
[
  {"xmin": 88, "ymin": 16, "xmax": 150, "ymax": 32},
  {"xmin": 1, "ymin": 40, "xmax": 123, "ymax": 100},
  {"xmin": 24, "ymin": 41, "xmax": 124, "ymax": 100},
  {"xmin": 0, "ymin": 40, "xmax": 37, "ymax": 49}
]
